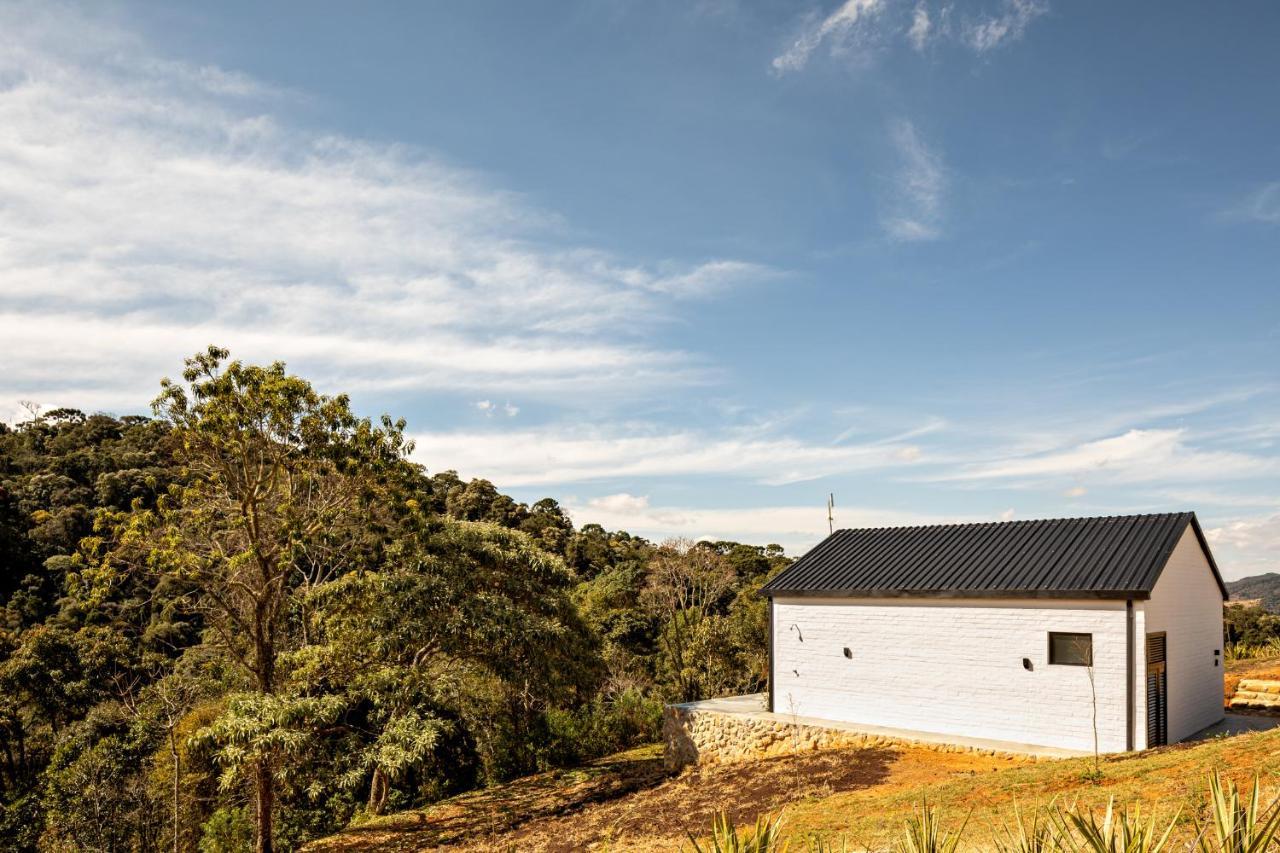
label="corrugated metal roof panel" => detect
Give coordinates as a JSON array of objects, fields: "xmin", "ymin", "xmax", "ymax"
[{"xmin": 760, "ymin": 512, "xmax": 1228, "ymax": 600}]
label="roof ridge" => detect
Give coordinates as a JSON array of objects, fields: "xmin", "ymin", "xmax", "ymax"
[
  {"xmin": 762, "ymin": 512, "xmax": 1212, "ymax": 600},
  {"xmin": 832, "ymin": 511, "xmax": 1191, "ymax": 535}
]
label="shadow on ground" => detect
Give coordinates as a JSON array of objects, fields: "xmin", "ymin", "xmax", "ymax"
[
  {"xmin": 307, "ymin": 748, "xmax": 670, "ymax": 851},
  {"xmin": 1190, "ymin": 712, "xmax": 1280, "ymax": 740},
  {"xmin": 307, "ymin": 744, "xmax": 898, "ymax": 852},
  {"xmin": 507, "ymin": 746, "xmax": 898, "ymax": 850}
]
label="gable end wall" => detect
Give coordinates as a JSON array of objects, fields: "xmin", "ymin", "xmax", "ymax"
[{"xmin": 1138, "ymin": 525, "xmax": 1225, "ymax": 746}]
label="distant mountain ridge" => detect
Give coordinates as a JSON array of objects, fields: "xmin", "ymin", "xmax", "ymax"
[{"xmin": 1226, "ymin": 573, "xmax": 1280, "ymax": 611}]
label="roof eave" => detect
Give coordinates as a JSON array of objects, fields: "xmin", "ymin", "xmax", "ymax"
[
  {"xmin": 1130, "ymin": 513, "xmax": 1230, "ymax": 601},
  {"xmin": 1188, "ymin": 513, "xmax": 1231, "ymax": 600},
  {"xmin": 760, "ymin": 587, "xmax": 1150, "ymax": 601}
]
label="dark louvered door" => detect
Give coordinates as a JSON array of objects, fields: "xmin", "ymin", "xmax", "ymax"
[{"xmin": 1146, "ymin": 633, "xmax": 1167, "ymax": 747}]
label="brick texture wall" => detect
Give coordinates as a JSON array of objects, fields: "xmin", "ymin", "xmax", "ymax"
[{"xmin": 771, "ymin": 596, "xmax": 1130, "ymax": 753}]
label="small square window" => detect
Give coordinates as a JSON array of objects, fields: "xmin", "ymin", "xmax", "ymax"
[{"xmin": 1049, "ymin": 632, "xmax": 1092, "ymax": 666}]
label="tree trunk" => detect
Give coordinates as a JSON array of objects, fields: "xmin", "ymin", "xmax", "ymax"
[
  {"xmin": 367, "ymin": 766, "xmax": 388, "ymax": 816},
  {"xmin": 255, "ymin": 757, "xmax": 274, "ymax": 853},
  {"xmin": 253, "ymin": 610, "xmax": 277, "ymax": 853},
  {"xmin": 170, "ymin": 730, "xmax": 181, "ymax": 853}
]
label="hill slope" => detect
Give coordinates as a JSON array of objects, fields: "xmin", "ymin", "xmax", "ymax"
[
  {"xmin": 308, "ymin": 724, "xmax": 1280, "ymax": 851},
  {"xmin": 1227, "ymin": 573, "xmax": 1280, "ymax": 610}
]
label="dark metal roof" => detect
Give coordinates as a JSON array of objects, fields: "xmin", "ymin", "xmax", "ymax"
[{"xmin": 761, "ymin": 512, "xmax": 1228, "ymax": 600}]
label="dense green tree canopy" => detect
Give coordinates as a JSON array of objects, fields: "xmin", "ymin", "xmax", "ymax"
[{"xmin": 0, "ymin": 350, "xmax": 791, "ymax": 851}]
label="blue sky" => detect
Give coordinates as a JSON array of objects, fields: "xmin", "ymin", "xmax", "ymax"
[{"xmin": 1, "ymin": 1, "xmax": 1277, "ymax": 577}]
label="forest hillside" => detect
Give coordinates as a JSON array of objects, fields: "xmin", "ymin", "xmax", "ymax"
[
  {"xmin": 0, "ymin": 347, "xmax": 788, "ymax": 852},
  {"xmin": 1227, "ymin": 573, "xmax": 1280, "ymax": 611}
]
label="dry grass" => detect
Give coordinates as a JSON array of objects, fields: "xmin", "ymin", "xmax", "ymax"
[
  {"xmin": 303, "ymin": 745, "xmax": 669, "ymax": 852},
  {"xmin": 778, "ymin": 727, "xmax": 1280, "ymax": 849},
  {"xmin": 305, "ymin": 744, "xmax": 1024, "ymax": 852},
  {"xmin": 306, "ymin": 726, "xmax": 1280, "ymax": 852},
  {"xmin": 1224, "ymin": 657, "xmax": 1280, "ymax": 678},
  {"xmin": 499, "ymin": 743, "xmax": 1017, "ymax": 851}
]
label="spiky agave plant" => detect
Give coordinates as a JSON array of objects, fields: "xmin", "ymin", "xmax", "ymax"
[
  {"xmin": 993, "ymin": 802, "xmax": 1058, "ymax": 853},
  {"xmin": 686, "ymin": 811, "xmax": 790, "ymax": 853},
  {"xmin": 1052, "ymin": 798, "xmax": 1178, "ymax": 853},
  {"xmin": 1193, "ymin": 772, "xmax": 1280, "ymax": 853},
  {"xmin": 893, "ymin": 800, "xmax": 969, "ymax": 853},
  {"xmin": 803, "ymin": 833, "xmax": 852, "ymax": 853}
]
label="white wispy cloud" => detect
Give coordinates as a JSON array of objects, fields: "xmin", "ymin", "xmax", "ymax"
[
  {"xmin": 643, "ymin": 260, "xmax": 781, "ymax": 298},
  {"xmin": 410, "ymin": 423, "xmax": 931, "ymax": 487},
  {"xmin": 566, "ymin": 493, "xmax": 978, "ymax": 553},
  {"xmin": 930, "ymin": 428, "xmax": 1280, "ymax": 486},
  {"xmin": 474, "ymin": 400, "xmax": 519, "ymax": 418},
  {"xmin": 408, "ymin": 395, "xmax": 1278, "ymax": 569},
  {"xmin": 1206, "ymin": 513, "xmax": 1280, "ymax": 579},
  {"xmin": 1153, "ymin": 489, "xmax": 1280, "ymax": 510},
  {"xmin": 906, "ymin": 4, "xmax": 933, "ymax": 50},
  {"xmin": 771, "ymin": 0, "xmax": 885, "ymax": 74},
  {"xmin": 771, "ymin": 0, "xmax": 1047, "ymax": 73},
  {"xmin": 1221, "ymin": 181, "xmax": 1280, "ymax": 226},
  {"xmin": 0, "ymin": 5, "xmax": 772, "ymax": 415},
  {"xmin": 963, "ymin": 0, "xmax": 1049, "ymax": 53},
  {"xmin": 568, "ymin": 493, "xmax": 1280, "ymax": 571},
  {"xmin": 882, "ymin": 118, "xmax": 945, "ymax": 241}
]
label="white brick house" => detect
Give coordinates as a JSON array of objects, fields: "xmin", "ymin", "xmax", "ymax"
[{"xmin": 760, "ymin": 513, "xmax": 1226, "ymax": 753}]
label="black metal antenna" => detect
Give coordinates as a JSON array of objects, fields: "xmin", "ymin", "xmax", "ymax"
[{"xmin": 827, "ymin": 493, "xmax": 835, "ymax": 535}]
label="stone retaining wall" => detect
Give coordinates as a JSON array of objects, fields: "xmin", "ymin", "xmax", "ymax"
[
  {"xmin": 663, "ymin": 702, "xmax": 1036, "ymax": 770},
  {"xmin": 1228, "ymin": 679, "xmax": 1280, "ymax": 711}
]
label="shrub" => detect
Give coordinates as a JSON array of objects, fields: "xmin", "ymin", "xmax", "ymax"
[
  {"xmin": 1224, "ymin": 638, "xmax": 1280, "ymax": 663},
  {"xmin": 198, "ymin": 806, "xmax": 254, "ymax": 853},
  {"xmin": 543, "ymin": 689, "xmax": 664, "ymax": 767}
]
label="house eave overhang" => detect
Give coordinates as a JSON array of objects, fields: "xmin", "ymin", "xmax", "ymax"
[
  {"xmin": 759, "ymin": 588, "xmax": 1149, "ymax": 601},
  {"xmin": 1130, "ymin": 514, "xmax": 1230, "ymax": 601},
  {"xmin": 1187, "ymin": 514, "xmax": 1231, "ymax": 601}
]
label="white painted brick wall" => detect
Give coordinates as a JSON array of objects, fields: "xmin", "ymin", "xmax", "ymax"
[
  {"xmin": 1138, "ymin": 526, "xmax": 1225, "ymax": 746},
  {"xmin": 772, "ymin": 596, "xmax": 1129, "ymax": 753}
]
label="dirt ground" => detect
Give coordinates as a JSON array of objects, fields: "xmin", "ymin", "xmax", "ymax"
[
  {"xmin": 525, "ymin": 746, "xmax": 1027, "ymax": 852},
  {"xmin": 311, "ymin": 725, "xmax": 1280, "ymax": 852},
  {"xmin": 308, "ymin": 707, "xmax": 1280, "ymax": 852},
  {"xmin": 306, "ymin": 743, "xmax": 1018, "ymax": 852}
]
